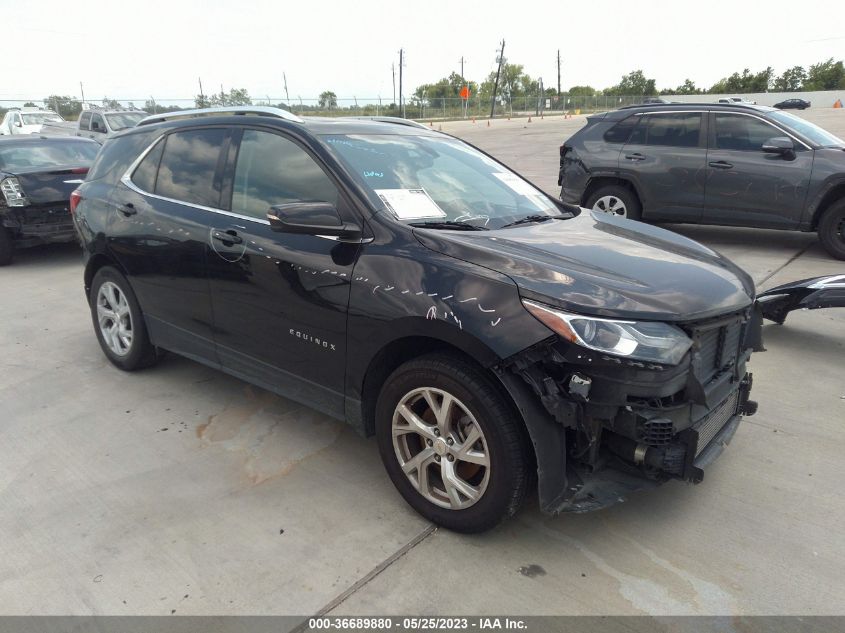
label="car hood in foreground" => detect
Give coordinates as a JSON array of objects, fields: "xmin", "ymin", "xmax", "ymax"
[{"xmin": 414, "ymin": 211, "xmax": 756, "ymax": 322}]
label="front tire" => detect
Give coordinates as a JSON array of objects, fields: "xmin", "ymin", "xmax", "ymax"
[
  {"xmin": 89, "ymin": 266, "xmax": 159, "ymax": 370},
  {"xmin": 818, "ymin": 199, "xmax": 845, "ymax": 260},
  {"xmin": 585, "ymin": 184, "xmax": 642, "ymax": 220},
  {"xmin": 375, "ymin": 353, "xmax": 532, "ymax": 533},
  {"xmin": 0, "ymin": 227, "xmax": 13, "ymax": 266}
]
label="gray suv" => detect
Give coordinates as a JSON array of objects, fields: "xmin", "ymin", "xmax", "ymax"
[{"xmin": 558, "ymin": 103, "xmax": 845, "ymax": 259}]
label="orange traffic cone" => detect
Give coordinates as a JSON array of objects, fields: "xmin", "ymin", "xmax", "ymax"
[{"xmin": 835, "ymin": 99, "xmax": 843, "ymax": 109}]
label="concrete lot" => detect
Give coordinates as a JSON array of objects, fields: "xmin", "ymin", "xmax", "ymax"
[{"xmin": 1, "ymin": 109, "xmax": 844, "ymax": 616}]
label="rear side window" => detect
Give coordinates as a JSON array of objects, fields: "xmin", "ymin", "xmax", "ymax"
[
  {"xmin": 154, "ymin": 128, "xmax": 226, "ymax": 208},
  {"xmin": 79, "ymin": 112, "xmax": 92, "ymax": 131},
  {"xmin": 603, "ymin": 116, "xmax": 638, "ymax": 143},
  {"xmin": 628, "ymin": 113, "xmax": 702, "ymax": 148},
  {"xmin": 231, "ymin": 129, "xmax": 338, "ymax": 219},
  {"xmin": 714, "ymin": 114, "xmax": 782, "ymax": 151},
  {"xmin": 131, "ymin": 139, "xmax": 164, "ymax": 193}
]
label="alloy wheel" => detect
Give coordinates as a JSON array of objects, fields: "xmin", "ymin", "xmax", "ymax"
[
  {"xmin": 97, "ymin": 281, "xmax": 133, "ymax": 356},
  {"xmin": 392, "ymin": 387, "xmax": 490, "ymax": 510}
]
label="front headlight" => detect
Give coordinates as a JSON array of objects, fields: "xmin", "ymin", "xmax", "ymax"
[{"xmin": 522, "ymin": 299, "xmax": 693, "ymax": 366}]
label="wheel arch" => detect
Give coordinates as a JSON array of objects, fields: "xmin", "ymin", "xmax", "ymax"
[
  {"xmin": 84, "ymin": 251, "xmax": 129, "ymax": 299},
  {"xmin": 582, "ymin": 176, "xmax": 643, "ymax": 209},
  {"xmin": 810, "ymin": 181, "xmax": 845, "ymax": 230}
]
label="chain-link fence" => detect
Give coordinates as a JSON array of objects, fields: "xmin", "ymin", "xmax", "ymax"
[{"xmin": 0, "ymin": 94, "xmax": 687, "ymax": 122}]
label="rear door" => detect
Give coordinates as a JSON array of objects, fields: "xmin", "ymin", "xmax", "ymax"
[
  {"xmin": 619, "ymin": 111, "xmax": 707, "ymax": 222},
  {"xmin": 205, "ymin": 126, "xmax": 363, "ymax": 418},
  {"xmin": 111, "ymin": 127, "xmax": 228, "ymax": 363},
  {"xmin": 703, "ymin": 112, "xmax": 812, "ymax": 228}
]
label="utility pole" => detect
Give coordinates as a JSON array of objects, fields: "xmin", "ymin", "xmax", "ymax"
[
  {"xmin": 283, "ymin": 73, "xmax": 290, "ymax": 106},
  {"xmin": 399, "ymin": 48, "xmax": 405, "ymax": 118},
  {"xmin": 557, "ymin": 50, "xmax": 561, "ymax": 99},
  {"xmin": 392, "ymin": 63, "xmax": 396, "ymax": 108},
  {"xmin": 459, "ymin": 56, "xmax": 465, "ymax": 81},
  {"xmin": 198, "ymin": 77, "xmax": 205, "ymax": 107},
  {"xmin": 79, "ymin": 82, "xmax": 86, "ymax": 108},
  {"xmin": 490, "ymin": 39, "xmax": 505, "ymax": 120}
]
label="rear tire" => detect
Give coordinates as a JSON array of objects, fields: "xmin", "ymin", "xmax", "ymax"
[
  {"xmin": 585, "ymin": 185, "xmax": 642, "ymax": 221},
  {"xmin": 818, "ymin": 199, "xmax": 845, "ymax": 260},
  {"xmin": 375, "ymin": 353, "xmax": 532, "ymax": 533},
  {"xmin": 89, "ymin": 266, "xmax": 159, "ymax": 370},
  {"xmin": 0, "ymin": 228, "xmax": 13, "ymax": 266}
]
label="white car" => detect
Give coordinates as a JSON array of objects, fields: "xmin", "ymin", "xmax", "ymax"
[
  {"xmin": 717, "ymin": 97, "xmax": 757, "ymax": 105},
  {"xmin": 0, "ymin": 107, "xmax": 65, "ymax": 135}
]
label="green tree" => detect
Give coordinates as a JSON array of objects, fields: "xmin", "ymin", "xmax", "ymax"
[
  {"xmin": 318, "ymin": 91, "xmax": 338, "ymax": 109},
  {"xmin": 773, "ymin": 66, "xmax": 807, "ymax": 92},
  {"xmin": 208, "ymin": 88, "xmax": 252, "ymax": 107},
  {"xmin": 42, "ymin": 95, "xmax": 82, "ymax": 118},
  {"xmin": 23, "ymin": 101, "xmax": 36, "ymax": 107},
  {"xmin": 675, "ymin": 79, "xmax": 701, "ymax": 95},
  {"xmin": 102, "ymin": 97, "xmax": 121, "ymax": 109},
  {"xmin": 804, "ymin": 58, "xmax": 845, "ymax": 90},
  {"xmin": 604, "ymin": 70, "xmax": 657, "ymax": 96},
  {"xmin": 194, "ymin": 93, "xmax": 211, "ymax": 108},
  {"xmin": 709, "ymin": 67, "xmax": 773, "ymax": 94},
  {"xmin": 567, "ymin": 85, "xmax": 597, "ymax": 97}
]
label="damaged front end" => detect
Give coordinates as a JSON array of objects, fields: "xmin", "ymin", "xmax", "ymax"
[{"xmin": 501, "ymin": 306, "xmax": 762, "ymax": 514}]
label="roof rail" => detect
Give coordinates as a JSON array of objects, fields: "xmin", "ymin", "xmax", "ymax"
[
  {"xmin": 617, "ymin": 102, "xmax": 764, "ymax": 111},
  {"xmin": 349, "ymin": 116, "xmax": 432, "ymax": 130},
  {"xmin": 138, "ymin": 106, "xmax": 303, "ymax": 127}
]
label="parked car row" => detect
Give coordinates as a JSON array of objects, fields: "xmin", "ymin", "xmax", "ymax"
[
  {"xmin": 41, "ymin": 109, "xmax": 148, "ymax": 143},
  {"xmin": 2, "ymin": 104, "xmax": 842, "ymax": 533},
  {"xmin": 558, "ymin": 102, "xmax": 845, "ymax": 259}
]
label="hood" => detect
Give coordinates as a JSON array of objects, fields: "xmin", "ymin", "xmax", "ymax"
[{"xmin": 414, "ymin": 211, "xmax": 755, "ymax": 322}]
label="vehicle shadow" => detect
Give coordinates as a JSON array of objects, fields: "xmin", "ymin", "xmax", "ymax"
[
  {"xmin": 660, "ymin": 223, "xmax": 817, "ymax": 252},
  {"xmin": 5, "ymin": 242, "xmax": 82, "ymax": 270}
]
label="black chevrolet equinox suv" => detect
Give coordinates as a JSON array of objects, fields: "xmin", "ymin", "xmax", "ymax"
[
  {"xmin": 559, "ymin": 103, "xmax": 845, "ymax": 259},
  {"xmin": 73, "ymin": 106, "xmax": 761, "ymax": 532}
]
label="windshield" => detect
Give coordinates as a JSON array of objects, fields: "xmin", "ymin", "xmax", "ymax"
[
  {"xmin": 105, "ymin": 112, "xmax": 146, "ymax": 131},
  {"xmin": 322, "ymin": 134, "xmax": 560, "ymax": 228},
  {"xmin": 20, "ymin": 112, "xmax": 63, "ymax": 125},
  {"xmin": 0, "ymin": 140, "xmax": 99, "ymax": 170},
  {"xmin": 769, "ymin": 111, "xmax": 845, "ymax": 147}
]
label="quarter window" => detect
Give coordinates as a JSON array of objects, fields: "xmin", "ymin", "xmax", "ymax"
[
  {"xmin": 714, "ymin": 114, "xmax": 782, "ymax": 151},
  {"xmin": 154, "ymin": 128, "xmax": 226, "ymax": 207},
  {"xmin": 628, "ymin": 113, "xmax": 702, "ymax": 148},
  {"xmin": 231, "ymin": 130, "xmax": 338, "ymax": 219},
  {"xmin": 131, "ymin": 138, "xmax": 164, "ymax": 193}
]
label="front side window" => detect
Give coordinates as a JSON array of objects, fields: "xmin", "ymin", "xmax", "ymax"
[
  {"xmin": 714, "ymin": 114, "xmax": 782, "ymax": 151},
  {"xmin": 323, "ymin": 134, "xmax": 561, "ymax": 228},
  {"xmin": 628, "ymin": 113, "xmax": 701, "ymax": 148},
  {"xmin": 154, "ymin": 128, "xmax": 225, "ymax": 207},
  {"xmin": 79, "ymin": 111, "xmax": 92, "ymax": 131},
  {"xmin": 231, "ymin": 130, "xmax": 339, "ymax": 219}
]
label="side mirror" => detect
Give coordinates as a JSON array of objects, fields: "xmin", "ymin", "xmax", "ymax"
[
  {"xmin": 762, "ymin": 137, "xmax": 794, "ymax": 157},
  {"xmin": 267, "ymin": 202, "xmax": 361, "ymax": 241}
]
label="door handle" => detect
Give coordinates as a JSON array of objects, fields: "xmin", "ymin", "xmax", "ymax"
[
  {"xmin": 709, "ymin": 161, "xmax": 733, "ymax": 170},
  {"xmin": 625, "ymin": 153, "xmax": 646, "ymax": 161},
  {"xmin": 119, "ymin": 203, "xmax": 137, "ymax": 216},
  {"xmin": 212, "ymin": 229, "xmax": 243, "ymax": 244}
]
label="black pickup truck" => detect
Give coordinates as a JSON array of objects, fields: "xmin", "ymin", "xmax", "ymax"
[{"xmin": 0, "ymin": 136, "xmax": 100, "ymax": 265}]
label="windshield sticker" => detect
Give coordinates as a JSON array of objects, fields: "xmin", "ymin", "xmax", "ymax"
[
  {"xmin": 493, "ymin": 172, "xmax": 540, "ymax": 197},
  {"xmin": 374, "ymin": 188, "xmax": 446, "ymax": 220}
]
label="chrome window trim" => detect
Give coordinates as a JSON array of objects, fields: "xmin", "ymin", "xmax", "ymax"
[
  {"xmin": 120, "ymin": 130, "xmax": 370, "ymax": 243},
  {"xmin": 120, "ymin": 133, "xmax": 271, "ymax": 226}
]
